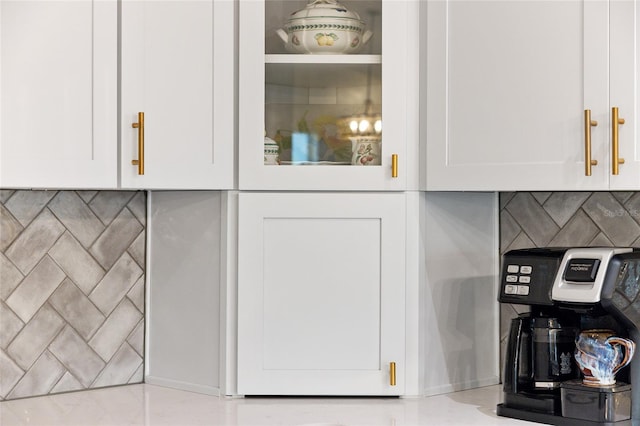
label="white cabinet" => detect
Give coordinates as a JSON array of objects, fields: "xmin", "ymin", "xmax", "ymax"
[
  {"xmin": 609, "ymin": 0, "xmax": 640, "ymax": 190},
  {"xmin": 1, "ymin": 0, "xmax": 234, "ymax": 190},
  {"xmin": 238, "ymin": 0, "xmax": 415, "ymax": 190},
  {"xmin": 423, "ymin": 0, "xmax": 610, "ymax": 191},
  {"xmin": 237, "ymin": 192, "xmax": 405, "ymax": 395},
  {"xmin": 0, "ymin": 0, "xmax": 118, "ymax": 189},
  {"xmin": 120, "ymin": 0, "xmax": 234, "ymax": 190}
]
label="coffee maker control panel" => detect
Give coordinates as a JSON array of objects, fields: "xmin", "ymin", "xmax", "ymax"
[
  {"xmin": 499, "ymin": 248, "xmax": 567, "ymax": 306},
  {"xmin": 552, "ymin": 247, "xmax": 633, "ymax": 304}
]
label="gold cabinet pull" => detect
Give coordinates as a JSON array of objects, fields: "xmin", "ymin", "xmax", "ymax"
[
  {"xmin": 584, "ymin": 110, "xmax": 598, "ymax": 176},
  {"xmin": 389, "ymin": 362, "xmax": 396, "ymax": 386},
  {"xmin": 132, "ymin": 112, "xmax": 145, "ymax": 175},
  {"xmin": 391, "ymin": 154, "xmax": 398, "ymax": 178},
  {"xmin": 612, "ymin": 107, "xmax": 625, "ymax": 175}
]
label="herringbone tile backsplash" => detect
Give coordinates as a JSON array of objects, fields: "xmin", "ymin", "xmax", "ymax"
[
  {"xmin": 499, "ymin": 191, "xmax": 640, "ymax": 369},
  {"xmin": 0, "ymin": 190, "xmax": 146, "ymax": 400}
]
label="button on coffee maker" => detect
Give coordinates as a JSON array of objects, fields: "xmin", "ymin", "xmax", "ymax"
[{"xmin": 497, "ymin": 247, "xmax": 640, "ymax": 425}]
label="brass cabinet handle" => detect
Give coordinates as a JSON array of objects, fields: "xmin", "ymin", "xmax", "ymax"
[
  {"xmin": 132, "ymin": 112, "xmax": 145, "ymax": 175},
  {"xmin": 584, "ymin": 110, "xmax": 598, "ymax": 176},
  {"xmin": 612, "ymin": 107, "xmax": 625, "ymax": 175},
  {"xmin": 389, "ymin": 361, "xmax": 396, "ymax": 386},
  {"xmin": 391, "ymin": 154, "xmax": 398, "ymax": 178}
]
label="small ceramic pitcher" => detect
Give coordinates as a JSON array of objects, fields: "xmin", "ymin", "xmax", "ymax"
[{"xmin": 574, "ymin": 329, "xmax": 635, "ymax": 386}]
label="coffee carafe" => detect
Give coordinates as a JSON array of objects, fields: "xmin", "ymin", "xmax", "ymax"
[{"xmin": 504, "ymin": 314, "xmax": 578, "ymax": 414}]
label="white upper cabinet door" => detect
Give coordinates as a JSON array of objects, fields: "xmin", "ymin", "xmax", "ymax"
[
  {"xmin": 237, "ymin": 192, "xmax": 406, "ymax": 395},
  {"xmin": 238, "ymin": 0, "xmax": 413, "ymax": 190},
  {"xmin": 610, "ymin": 0, "xmax": 640, "ymax": 189},
  {"xmin": 120, "ymin": 0, "xmax": 234, "ymax": 190},
  {"xmin": 423, "ymin": 0, "xmax": 609, "ymax": 191},
  {"xmin": 1, "ymin": 0, "xmax": 117, "ymax": 189}
]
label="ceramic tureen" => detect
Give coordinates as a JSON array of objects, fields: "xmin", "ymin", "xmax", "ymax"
[{"xmin": 276, "ymin": 0, "xmax": 373, "ymax": 54}]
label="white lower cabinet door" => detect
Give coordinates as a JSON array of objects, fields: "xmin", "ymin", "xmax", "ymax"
[{"xmin": 237, "ymin": 192, "xmax": 406, "ymax": 395}]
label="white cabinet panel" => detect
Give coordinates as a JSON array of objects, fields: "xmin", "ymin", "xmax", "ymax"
[
  {"xmin": 237, "ymin": 192, "xmax": 405, "ymax": 395},
  {"xmin": 120, "ymin": 0, "xmax": 234, "ymax": 189},
  {"xmin": 424, "ymin": 0, "xmax": 609, "ymax": 191},
  {"xmin": 146, "ymin": 191, "xmax": 223, "ymax": 395},
  {"xmin": 610, "ymin": 0, "xmax": 640, "ymax": 189},
  {"xmin": 1, "ymin": 0, "xmax": 117, "ymax": 189}
]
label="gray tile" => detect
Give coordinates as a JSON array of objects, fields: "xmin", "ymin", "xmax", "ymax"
[
  {"xmin": 499, "ymin": 192, "xmax": 515, "ymax": 210},
  {"xmin": 613, "ymin": 192, "xmax": 634, "ymax": 204},
  {"xmin": 0, "ymin": 190, "xmax": 15, "ymax": 204},
  {"xmin": 92, "ymin": 343, "xmax": 142, "ymax": 388},
  {"xmin": 624, "ymin": 192, "xmax": 640, "ymax": 225},
  {"xmin": 76, "ymin": 191, "xmax": 98, "ymax": 204},
  {"xmin": 543, "ymin": 192, "xmax": 591, "ymax": 227},
  {"xmin": 128, "ymin": 231, "xmax": 146, "ymax": 269},
  {"xmin": 582, "ymin": 193, "xmax": 640, "ymax": 246},
  {"xmin": 0, "ymin": 302, "xmax": 24, "ymax": 350},
  {"xmin": 505, "ymin": 193, "xmax": 559, "ymax": 246},
  {"xmin": 6, "ymin": 256, "xmax": 66, "ymax": 323},
  {"xmin": 548, "ymin": 210, "xmax": 600, "ymax": 247},
  {"xmin": 89, "ymin": 191, "xmax": 136, "ymax": 225},
  {"xmin": 5, "ymin": 209, "xmax": 64, "ymax": 275},
  {"xmin": 7, "ymin": 304, "xmax": 65, "ymax": 370},
  {"xmin": 7, "ymin": 351, "xmax": 65, "ymax": 399},
  {"xmin": 127, "ymin": 320, "xmax": 145, "ymax": 357},
  {"xmin": 504, "ymin": 232, "xmax": 535, "ymax": 253},
  {"xmin": 90, "ymin": 253, "xmax": 143, "ymax": 316},
  {"xmin": 129, "ymin": 363, "xmax": 144, "ymax": 384},
  {"xmin": 90, "ymin": 208, "xmax": 143, "ymax": 270},
  {"xmin": 531, "ymin": 192, "xmax": 552, "ymax": 204},
  {"xmin": 48, "ymin": 191, "xmax": 105, "ymax": 248},
  {"xmin": 128, "ymin": 192, "xmax": 147, "ymax": 225},
  {"xmin": 4, "ymin": 190, "xmax": 57, "ymax": 227},
  {"xmin": 89, "ymin": 299, "xmax": 142, "ymax": 362},
  {"xmin": 49, "ymin": 279, "xmax": 106, "ymax": 340},
  {"xmin": 51, "ymin": 372, "xmax": 83, "ymax": 394},
  {"xmin": 590, "ymin": 232, "xmax": 614, "ymax": 247},
  {"xmin": 127, "ymin": 276, "xmax": 145, "ymax": 313},
  {"xmin": 0, "ymin": 349, "xmax": 24, "ymax": 399},
  {"xmin": 0, "ymin": 204, "xmax": 23, "ymax": 252},
  {"xmin": 49, "ymin": 326, "xmax": 105, "ymax": 388},
  {"xmin": 0, "ymin": 253, "xmax": 24, "ymax": 300},
  {"xmin": 499, "ymin": 211, "xmax": 520, "ymax": 252},
  {"xmin": 49, "ymin": 232, "xmax": 105, "ymax": 295}
]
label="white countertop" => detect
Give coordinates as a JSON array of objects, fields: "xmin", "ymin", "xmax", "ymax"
[{"xmin": 0, "ymin": 384, "xmax": 538, "ymax": 426}]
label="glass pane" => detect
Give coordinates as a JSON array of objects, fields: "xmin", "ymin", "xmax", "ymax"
[{"xmin": 264, "ymin": 0, "xmax": 383, "ymax": 167}]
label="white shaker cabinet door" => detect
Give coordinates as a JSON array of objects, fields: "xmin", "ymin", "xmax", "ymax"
[
  {"xmin": 120, "ymin": 0, "xmax": 234, "ymax": 189},
  {"xmin": 1, "ymin": 0, "xmax": 117, "ymax": 189},
  {"xmin": 237, "ymin": 192, "xmax": 405, "ymax": 395},
  {"xmin": 610, "ymin": 0, "xmax": 640, "ymax": 190},
  {"xmin": 423, "ymin": 0, "xmax": 609, "ymax": 191}
]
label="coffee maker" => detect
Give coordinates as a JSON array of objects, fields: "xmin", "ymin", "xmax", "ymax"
[{"xmin": 497, "ymin": 247, "xmax": 640, "ymax": 425}]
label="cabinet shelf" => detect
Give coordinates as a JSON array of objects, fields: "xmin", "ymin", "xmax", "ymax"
[{"xmin": 265, "ymin": 54, "xmax": 382, "ymax": 65}]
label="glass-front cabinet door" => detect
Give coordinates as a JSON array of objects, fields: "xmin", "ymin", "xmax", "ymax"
[{"xmin": 239, "ymin": 0, "xmax": 409, "ymax": 190}]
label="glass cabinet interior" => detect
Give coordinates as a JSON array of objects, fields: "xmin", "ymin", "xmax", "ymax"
[{"xmin": 264, "ymin": 0, "xmax": 383, "ymax": 167}]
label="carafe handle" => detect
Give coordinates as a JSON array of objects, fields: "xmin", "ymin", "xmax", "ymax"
[{"xmin": 607, "ymin": 336, "xmax": 636, "ymax": 375}]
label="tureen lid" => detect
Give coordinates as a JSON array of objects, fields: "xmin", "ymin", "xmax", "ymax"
[{"xmin": 289, "ymin": 0, "xmax": 362, "ymax": 20}]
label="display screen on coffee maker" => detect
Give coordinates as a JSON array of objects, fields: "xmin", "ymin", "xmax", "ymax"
[{"xmin": 564, "ymin": 258, "xmax": 600, "ymax": 282}]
